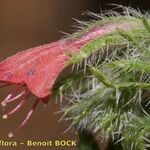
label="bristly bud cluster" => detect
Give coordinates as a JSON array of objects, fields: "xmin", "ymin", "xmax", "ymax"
[{"xmin": 55, "ymin": 6, "xmax": 150, "ymax": 149}]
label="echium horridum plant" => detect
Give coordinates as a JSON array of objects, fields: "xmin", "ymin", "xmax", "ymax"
[
  {"xmin": 0, "ymin": 5, "xmax": 149, "ymax": 149},
  {"xmin": 54, "ymin": 6, "xmax": 150, "ymax": 150}
]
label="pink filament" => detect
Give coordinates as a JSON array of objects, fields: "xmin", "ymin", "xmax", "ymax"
[
  {"xmin": 1, "ymin": 82, "xmax": 26, "ymax": 106},
  {"xmin": 8, "ymin": 99, "xmax": 39, "ymax": 138},
  {"xmin": 5, "ymin": 90, "xmax": 26, "ymax": 103},
  {"xmin": 1, "ymin": 90, "xmax": 26, "ymax": 107},
  {"xmin": 3, "ymin": 94, "xmax": 30, "ymax": 118}
]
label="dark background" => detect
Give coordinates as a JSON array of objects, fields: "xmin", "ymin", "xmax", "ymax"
[{"xmin": 0, "ymin": 1, "xmax": 149, "ymax": 150}]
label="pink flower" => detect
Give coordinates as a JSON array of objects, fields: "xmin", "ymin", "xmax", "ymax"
[{"xmin": 0, "ymin": 21, "xmax": 136, "ymax": 137}]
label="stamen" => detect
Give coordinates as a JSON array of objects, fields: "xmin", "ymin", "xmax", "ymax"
[
  {"xmin": 1, "ymin": 101, "xmax": 7, "ymax": 107},
  {"xmin": 2, "ymin": 114, "xmax": 8, "ymax": 119},
  {"xmin": 2, "ymin": 94, "xmax": 30, "ymax": 119},
  {"xmin": 1, "ymin": 82, "xmax": 25, "ymax": 107},
  {"xmin": 8, "ymin": 99, "xmax": 39, "ymax": 138},
  {"xmin": 1, "ymin": 90, "xmax": 26, "ymax": 107},
  {"xmin": 6, "ymin": 90, "xmax": 26, "ymax": 103}
]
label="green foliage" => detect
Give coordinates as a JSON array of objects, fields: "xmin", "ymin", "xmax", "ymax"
[
  {"xmin": 55, "ymin": 6, "xmax": 150, "ymax": 150},
  {"xmin": 142, "ymin": 16, "xmax": 150, "ymax": 33}
]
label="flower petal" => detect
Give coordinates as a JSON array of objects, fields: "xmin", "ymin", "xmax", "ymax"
[{"xmin": 0, "ymin": 22, "xmax": 138, "ymax": 100}]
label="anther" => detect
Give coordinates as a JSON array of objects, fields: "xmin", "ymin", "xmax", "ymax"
[
  {"xmin": 8, "ymin": 132, "xmax": 14, "ymax": 138},
  {"xmin": 2, "ymin": 114, "xmax": 8, "ymax": 120},
  {"xmin": 1, "ymin": 101, "xmax": 6, "ymax": 107}
]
